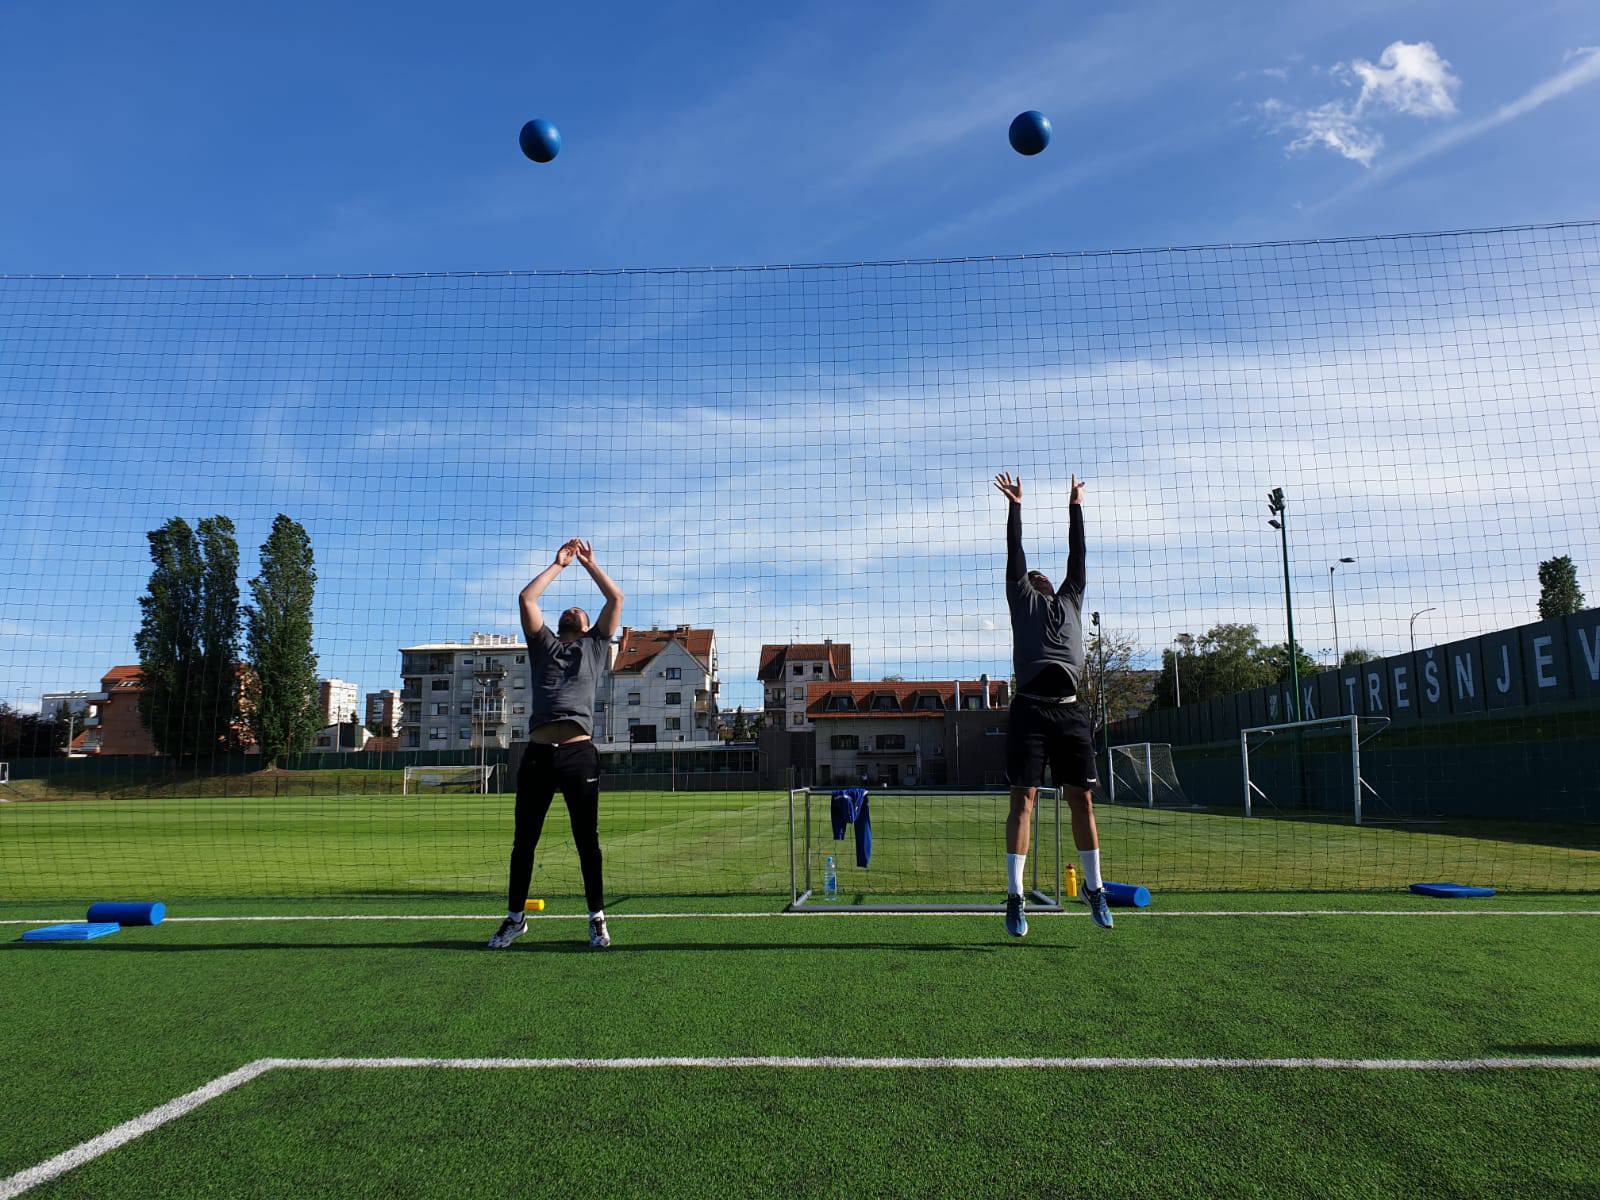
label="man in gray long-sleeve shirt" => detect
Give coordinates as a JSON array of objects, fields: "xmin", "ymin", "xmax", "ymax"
[{"xmin": 994, "ymin": 472, "xmax": 1113, "ymax": 936}]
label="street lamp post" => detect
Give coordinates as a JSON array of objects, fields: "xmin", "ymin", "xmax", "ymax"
[
  {"xmin": 1267, "ymin": 488, "xmax": 1302, "ymax": 722},
  {"xmin": 1172, "ymin": 633, "xmax": 1193, "ymax": 708},
  {"xmin": 1329, "ymin": 557, "xmax": 1355, "ymax": 666},
  {"xmin": 1410, "ymin": 607, "xmax": 1437, "ymax": 654}
]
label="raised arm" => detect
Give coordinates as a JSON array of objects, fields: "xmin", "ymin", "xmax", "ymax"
[
  {"xmin": 1061, "ymin": 473, "xmax": 1086, "ymax": 601},
  {"xmin": 574, "ymin": 540, "xmax": 624, "ymax": 639},
  {"xmin": 519, "ymin": 541, "xmax": 578, "ymax": 642},
  {"xmin": 994, "ymin": 473, "xmax": 1026, "ymax": 586}
]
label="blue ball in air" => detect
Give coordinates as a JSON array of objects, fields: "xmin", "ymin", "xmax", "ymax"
[
  {"xmin": 1008, "ymin": 110, "xmax": 1051, "ymax": 156},
  {"xmin": 519, "ymin": 118, "xmax": 562, "ymax": 163}
]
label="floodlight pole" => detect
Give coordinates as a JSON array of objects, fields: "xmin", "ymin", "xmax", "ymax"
[
  {"xmin": 1329, "ymin": 557, "xmax": 1355, "ymax": 666},
  {"xmin": 1268, "ymin": 489, "xmax": 1302, "ymax": 722},
  {"xmin": 1410, "ymin": 607, "xmax": 1437, "ymax": 654}
]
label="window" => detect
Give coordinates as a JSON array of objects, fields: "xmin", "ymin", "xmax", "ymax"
[
  {"xmin": 429, "ymin": 727, "xmax": 446, "ymax": 742},
  {"xmin": 963, "ymin": 695, "xmax": 982, "ymax": 710},
  {"xmin": 432, "ymin": 703, "xmax": 449, "ymax": 717},
  {"xmin": 813, "ymin": 664, "xmax": 823, "ymax": 676},
  {"xmin": 513, "ymin": 678, "xmax": 524, "ymax": 689},
  {"xmin": 459, "ymin": 703, "xmax": 471, "ymax": 716},
  {"xmin": 792, "ymin": 712, "xmax": 804, "ymax": 725},
  {"xmin": 666, "ymin": 667, "xmax": 682, "ymax": 680},
  {"xmin": 315, "ymin": 735, "xmax": 332, "ymax": 748},
  {"xmin": 515, "ymin": 654, "xmax": 525, "ymax": 664},
  {"xmin": 461, "ymin": 657, "xmax": 473, "ymax": 666},
  {"xmin": 826, "ymin": 695, "xmax": 855, "ymax": 712},
  {"xmin": 831, "ymin": 734, "xmax": 859, "ymax": 750},
  {"xmin": 627, "ymin": 717, "xmax": 640, "ymax": 728},
  {"xmin": 915, "ymin": 693, "xmax": 943, "ymax": 711},
  {"xmin": 665, "ymin": 717, "xmax": 681, "ymax": 731},
  {"xmin": 792, "ymin": 664, "xmax": 804, "ymax": 677},
  {"xmin": 513, "ymin": 703, "xmax": 525, "ymax": 715},
  {"xmin": 870, "ymin": 693, "xmax": 899, "ymax": 712},
  {"xmin": 791, "ymin": 687, "xmax": 802, "ymax": 700},
  {"xmin": 510, "ymin": 727, "xmax": 523, "ymax": 739},
  {"xmin": 665, "ymin": 692, "xmax": 681, "ymax": 705},
  {"xmin": 431, "ymin": 679, "xmax": 450, "ymax": 692},
  {"xmin": 628, "ymin": 692, "xmax": 641, "ymax": 706},
  {"xmin": 877, "ymin": 734, "xmax": 906, "ymax": 750},
  {"xmin": 405, "ymin": 732, "xmax": 420, "ymax": 748},
  {"xmin": 459, "ymin": 728, "xmax": 471, "ymax": 740}
]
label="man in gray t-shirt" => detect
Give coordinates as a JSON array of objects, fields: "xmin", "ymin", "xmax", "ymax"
[
  {"xmin": 994, "ymin": 472, "xmax": 1113, "ymax": 938},
  {"xmin": 488, "ymin": 538, "xmax": 624, "ymax": 952}
]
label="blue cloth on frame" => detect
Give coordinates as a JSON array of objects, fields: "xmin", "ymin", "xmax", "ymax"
[{"xmin": 830, "ymin": 788, "xmax": 872, "ymax": 868}]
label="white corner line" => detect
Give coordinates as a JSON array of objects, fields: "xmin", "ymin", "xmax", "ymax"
[
  {"xmin": 5, "ymin": 908, "xmax": 1600, "ymax": 927},
  {"xmin": 5, "ymin": 1054, "xmax": 1598, "ymax": 1198}
]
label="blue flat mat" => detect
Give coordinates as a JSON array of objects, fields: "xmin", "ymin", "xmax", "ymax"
[
  {"xmin": 1410, "ymin": 883, "xmax": 1497, "ymax": 898},
  {"xmin": 20, "ymin": 922, "xmax": 121, "ymax": 942}
]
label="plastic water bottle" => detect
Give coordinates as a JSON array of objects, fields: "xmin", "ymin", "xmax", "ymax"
[{"xmin": 824, "ymin": 854, "xmax": 838, "ymax": 899}]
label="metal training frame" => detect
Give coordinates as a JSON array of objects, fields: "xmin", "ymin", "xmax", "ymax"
[{"xmin": 786, "ymin": 787, "xmax": 1064, "ymax": 913}]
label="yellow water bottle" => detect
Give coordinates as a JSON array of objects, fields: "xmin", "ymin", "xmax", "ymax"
[{"xmin": 1066, "ymin": 865, "xmax": 1079, "ymax": 901}]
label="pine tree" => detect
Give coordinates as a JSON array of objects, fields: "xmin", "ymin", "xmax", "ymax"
[
  {"xmin": 245, "ymin": 515, "xmax": 319, "ymax": 761},
  {"xmin": 135, "ymin": 518, "xmax": 204, "ymax": 758},
  {"xmin": 1537, "ymin": 555, "xmax": 1586, "ymax": 619}
]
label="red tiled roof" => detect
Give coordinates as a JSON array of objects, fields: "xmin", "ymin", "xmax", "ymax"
[
  {"xmin": 102, "ymin": 666, "xmax": 145, "ymax": 691},
  {"xmin": 757, "ymin": 642, "xmax": 852, "ymax": 682},
  {"xmin": 361, "ymin": 736, "xmax": 401, "ymax": 753},
  {"xmin": 806, "ymin": 679, "xmax": 1008, "ymax": 719},
  {"xmin": 613, "ymin": 627, "xmax": 715, "ymax": 674}
]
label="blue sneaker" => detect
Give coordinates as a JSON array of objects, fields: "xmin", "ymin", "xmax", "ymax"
[
  {"xmin": 1081, "ymin": 884, "xmax": 1114, "ymax": 930},
  {"xmin": 1004, "ymin": 893, "xmax": 1028, "ymax": 938}
]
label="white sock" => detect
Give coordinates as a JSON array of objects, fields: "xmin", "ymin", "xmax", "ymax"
[
  {"xmin": 589, "ymin": 909, "xmax": 605, "ymax": 921},
  {"xmin": 1006, "ymin": 853, "xmax": 1025, "ymax": 896},
  {"xmin": 1079, "ymin": 849, "xmax": 1103, "ymax": 892},
  {"xmin": 508, "ymin": 910, "xmax": 524, "ymax": 922}
]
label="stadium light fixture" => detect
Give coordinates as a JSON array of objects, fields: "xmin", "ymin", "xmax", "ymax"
[{"xmin": 1330, "ymin": 557, "xmax": 1356, "ymax": 665}]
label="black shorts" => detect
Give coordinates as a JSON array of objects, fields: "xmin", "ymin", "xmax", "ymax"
[{"xmin": 1006, "ymin": 695, "xmax": 1098, "ymax": 790}]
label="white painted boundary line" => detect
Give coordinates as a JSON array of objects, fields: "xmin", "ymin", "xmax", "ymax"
[
  {"xmin": 5, "ymin": 1054, "xmax": 1598, "ymax": 1198},
  {"xmin": 5, "ymin": 908, "xmax": 1600, "ymax": 926}
]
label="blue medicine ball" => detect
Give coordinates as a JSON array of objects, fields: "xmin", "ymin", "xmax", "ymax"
[
  {"xmin": 1008, "ymin": 110, "xmax": 1051, "ymax": 156},
  {"xmin": 519, "ymin": 118, "xmax": 562, "ymax": 163}
]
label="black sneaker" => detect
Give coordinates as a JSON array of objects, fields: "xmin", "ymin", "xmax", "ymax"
[{"xmin": 487, "ymin": 915, "xmax": 527, "ymax": 949}]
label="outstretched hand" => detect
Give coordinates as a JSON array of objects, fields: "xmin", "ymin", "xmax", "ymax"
[
  {"xmin": 574, "ymin": 540, "xmax": 596, "ymax": 568},
  {"xmin": 994, "ymin": 473, "xmax": 1023, "ymax": 504},
  {"xmin": 1070, "ymin": 474, "xmax": 1086, "ymax": 506},
  {"xmin": 553, "ymin": 539, "xmax": 580, "ymax": 568}
]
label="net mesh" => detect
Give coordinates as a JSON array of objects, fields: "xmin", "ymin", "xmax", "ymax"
[{"xmin": 3, "ymin": 221, "xmax": 1598, "ymax": 900}]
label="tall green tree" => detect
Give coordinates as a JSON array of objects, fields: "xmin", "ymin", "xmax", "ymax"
[
  {"xmin": 1261, "ymin": 640, "xmax": 1321, "ymax": 689},
  {"xmin": 135, "ymin": 515, "xmax": 243, "ymax": 759},
  {"xmin": 1339, "ymin": 647, "xmax": 1377, "ymax": 668},
  {"xmin": 1537, "ymin": 555, "xmax": 1586, "ymax": 619},
  {"xmin": 245, "ymin": 515, "xmax": 319, "ymax": 762},
  {"xmin": 1149, "ymin": 623, "xmax": 1276, "ymax": 709}
]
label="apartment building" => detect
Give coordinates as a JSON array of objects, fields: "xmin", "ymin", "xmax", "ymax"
[
  {"xmin": 398, "ymin": 632, "xmax": 536, "ymax": 751},
  {"xmin": 808, "ymin": 676, "xmax": 1009, "ymax": 788},
  {"xmin": 317, "ymin": 678, "xmax": 359, "ymax": 726},
  {"xmin": 757, "ymin": 640, "xmax": 852, "ymax": 732},
  {"xmin": 602, "ymin": 625, "xmax": 718, "ymax": 743}
]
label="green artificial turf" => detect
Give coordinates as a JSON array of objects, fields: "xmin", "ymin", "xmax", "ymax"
[
  {"xmin": 2, "ymin": 786, "xmax": 1596, "ymax": 901},
  {"xmin": 2, "ymin": 906, "xmax": 1598, "ymax": 1198}
]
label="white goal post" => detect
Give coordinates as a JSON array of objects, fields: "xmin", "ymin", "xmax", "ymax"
[
  {"xmin": 1240, "ymin": 714, "xmax": 1389, "ymax": 825},
  {"xmin": 402, "ymin": 764, "xmax": 498, "ymax": 795},
  {"xmin": 1107, "ymin": 743, "xmax": 1193, "ymax": 810},
  {"xmin": 0, "ymin": 761, "xmax": 8, "ymax": 791}
]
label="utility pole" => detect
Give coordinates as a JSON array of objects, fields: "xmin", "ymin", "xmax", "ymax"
[
  {"xmin": 1267, "ymin": 488, "xmax": 1301, "ymax": 722},
  {"xmin": 1329, "ymin": 557, "xmax": 1355, "ymax": 666},
  {"xmin": 1410, "ymin": 607, "xmax": 1437, "ymax": 654}
]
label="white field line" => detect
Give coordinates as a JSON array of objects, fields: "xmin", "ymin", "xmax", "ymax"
[
  {"xmin": 4, "ymin": 908, "xmax": 1600, "ymax": 927},
  {"xmin": 5, "ymin": 1053, "xmax": 1598, "ymax": 1198}
]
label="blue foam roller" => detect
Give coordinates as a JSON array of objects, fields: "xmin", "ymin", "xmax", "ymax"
[
  {"xmin": 1102, "ymin": 882, "xmax": 1151, "ymax": 907},
  {"xmin": 1409, "ymin": 883, "xmax": 1496, "ymax": 899},
  {"xmin": 22, "ymin": 922, "xmax": 121, "ymax": 942},
  {"xmin": 87, "ymin": 901, "xmax": 165, "ymax": 926}
]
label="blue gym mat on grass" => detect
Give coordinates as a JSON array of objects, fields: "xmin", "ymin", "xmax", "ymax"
[
  {"xmin": 1410, "ymin": 883, "xmax": 1496, "ymax": 898},
  {"xmin": 21, "ymin": 922, "xmax": 121, "ymax": 942}
]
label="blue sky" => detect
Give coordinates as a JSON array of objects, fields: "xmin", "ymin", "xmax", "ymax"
[
  {"xmin": 3, "ymin": 2, "xmax": 1599, "ymax": 718},
  {"xmin": 2, "ymin": 1, "xmax": 1598, "ymax": 272}
]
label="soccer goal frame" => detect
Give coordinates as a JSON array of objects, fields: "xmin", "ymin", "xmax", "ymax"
[
  {"xmin": 0, "ymin": 761, "xmax": 8, "ymax": 790},
  {"xmin": 786, "ymin": 787, "xmax": 1064, "ymax": 913},
  {"xmin": 401, "ymin": 764, "xmax": 498, "ymax": 795},
  {"xmin": 1239, "ymin": 714, "xmax": 1390, "ymax": 825},
  {"xmin": 1107, "ymin": 742, "xmax": 1191, "ymax": 809}
]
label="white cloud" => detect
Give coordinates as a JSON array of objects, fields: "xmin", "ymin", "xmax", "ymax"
[{"xmin": 1262, "ymin": 40, "xmax": 1459, "ymax": 166}]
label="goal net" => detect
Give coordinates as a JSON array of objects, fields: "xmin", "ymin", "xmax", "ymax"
[
  {"xmin": 787, "ymin": 788, "xmax": 1064, "ymax": 911},
  {"xmin": 403, "ymin": 765, "xmax": 498, "ymax": 796},
  {"xmin": 2, "ymin": 222, "xmax": 1598, "ymax": 900},
  {"xmin": 1108, "ymin": 744, "xmax": 1195, "ymax": 811}
]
